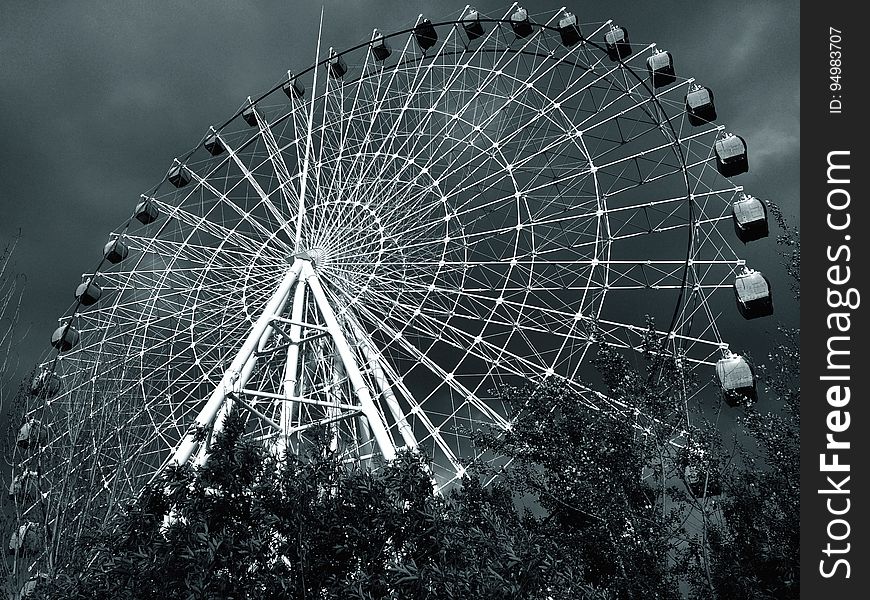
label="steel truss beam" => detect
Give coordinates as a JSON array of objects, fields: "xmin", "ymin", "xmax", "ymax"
[{"xmin": 170, "ymin": 257, "xmax": 401, "ymax": 472}]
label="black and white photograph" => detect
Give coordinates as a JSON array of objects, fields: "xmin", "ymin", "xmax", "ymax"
[{"xmin": 0, "ymin": 1, "xmax": 839, "ymax": 598}]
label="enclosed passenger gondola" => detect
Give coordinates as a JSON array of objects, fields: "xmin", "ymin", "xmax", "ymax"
[
  {"xmin": 604, "ymin": 25, "xmax": 631, "ymax": 61},
  {"xmin": 242, "ymin": 104, "xmax": 258, "ymax": 127},
  {"xmin": 17, "ymin": 574, "xmax": 49, "ymax": 600},
  {"xmin": 282, "ymin": 72, "xmax": 305, "ymax": 99},
  {"xmin": 8, "ymin": 471, "xmax": 38, "ymax": 502},
  {"xmin": 370, "ymin": 30, "xmax": 392, "ymax": 61},
  {"xmin": 134, "ymin": 196, "xmax": 159, "ymax": 224},
  {"xmin": 103, "ymin": 238, "xmax": 129, "ymax": 264},
  {"xmin": 463, "ymin": 9, "xmax": 485, "ymax": 41},
  {"xmin": 510, "ymin": 7, "xmax": 533, "ymax": 38},
  {"xmin": 734, "ymin": 269, "xmax": 773, "ymax": 319},
  {"xmin": 715, "ymin": 354, "xmax": 757, "ymax": 407},
  {"xmin": 685, "ymin": 85, "xmax": 717, "ymax": 125},
  {"xmin": 647, "ymin": 49, "xmax": 676, "ymax": 88},
  {"xmin": 414, "ymin": 18, "xmax": 438, "ymax": 51},
  {"xmin": 714, "ymin": 133, "xmax": 748, "ymax": 177},
  {"xmin": 167, "ymin": 163, "xmax": 192, "ymax": 187},
  {"xmin": 731, "ymin": 194, "xmax": 769, "ymax": 243},
  {"xmin": 30, "ymin": 369, "xmax": 61, "ymax": 397},
  {"xmin": 203, "ymin": 132, "xmax": 225, "ymax": 156},
  {"xmin": 327, "ymin": 48, "xmax": 347, "ymax": 79},
  {"xmin": 16, "ymin": 419, "xmax": 41, "ymax": 449},
  {"xmin": 557, "ymin": 11, "xmax": 582, "ymax": 47},
  {"xmin": 75, "ymin": 280, "xmax": 102, "ymax": 306},
  {"xmin": 8, "ymin": 523, "xmax": 42, "ymax": 556},
  {"xmin": 51, "ymin": 325, "xmax": 79, "ymax": 352}
]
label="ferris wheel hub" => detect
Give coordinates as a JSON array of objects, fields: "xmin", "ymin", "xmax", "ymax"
[{"xmin": 294, "ymin": 247, "xmax": 329, "ymax": 268}]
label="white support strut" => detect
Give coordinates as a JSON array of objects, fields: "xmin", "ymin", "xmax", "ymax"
[
  {"xmin": 278, "ymin": 278, "xmax": 308, "ymax": 453},
  {"xmin": 172, "ymin": 259, "xmax": 304, "ymax": 467},
  {"xmin": 348, "ymin": 317, "xmax": 418, "ymax": 451},
  {"xmin": 301, "ymin": 261, "xmax": 397, "ymax": 461}
]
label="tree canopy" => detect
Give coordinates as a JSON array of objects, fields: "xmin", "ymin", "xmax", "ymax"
[
  {"xmin": 21, "ymin": 337, "xmax": 797, "ymax": 599},
  {"xmin": 6, "ymin": 304, "xmax": 799, "ymax": 600}
]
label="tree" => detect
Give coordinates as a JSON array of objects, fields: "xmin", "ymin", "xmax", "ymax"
[
  {"xmin": 30, "ymin": 413, "xmax": 602, "ymax": 600},
  {"xmin": 695, "ymin": 325, "xmax": 799, "ymax": 599},
  {"xmin": 681, "ymin": 206, "xmax": 800, "ymax": 599},
  {"xmin": 474, "ymin": 350, "xmax": 686, "ymax": 600},
  {"xmin": 25, "ymin": 329, "xmax": 802, "ymax": 600},
  {"xmin": 1, "ymin": 235, "xmax": 31, "ymax": 600}
]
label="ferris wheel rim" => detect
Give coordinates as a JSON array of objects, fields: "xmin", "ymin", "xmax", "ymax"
[{"xmin": 16, "ymin": 7, "xmax": 757, "ymax": 526}]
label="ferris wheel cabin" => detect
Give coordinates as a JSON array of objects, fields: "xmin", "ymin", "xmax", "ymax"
[
  {"xmin": 167, "ymin": 162, "xmax": 192, "ymax": 187},
  {"xmin": 8, "ymin": 471, "xmax": 39, "ymax": 503},
  {"xmin": 242, "ymin": 104, "xmax": 258, "ymax": 127},
  {"xmin": 734, "ymin": 269, "xmax": 773, "ymax": 319},
  {"xmin": 604, "ymin": 25, "xmax": 631, "ymax": 61},
  {"xmin": 282, "ymin": 72, "xmax": 305, "ymax": 99},
  {"xmin": 414, "ymin": 18, "xmax": 438, "ymax": 51},
  {"xmin": 8, "ymin": 522, "xmax": 42, "ymax": 556},
  {"xmin": 134, "ymin": 196, "xmax": 160, "ymax": 224},
  {"xmin": 558, "ymin": 11, "xmax": 582, "ymax": 47},
  {"xmin": 15, "ymin": 419, "xmax": 42, "ymax": 450},
  {"xmin": 75, "ymin": 280, "xmax": 102, "ymax": 306},
  {"xmin": 103, "ymin": 238, "xmax": 129, "ymax": 264},
  {"xmin": 17, "ymin": 575, "xmax": 49, "ymax": 600},
  {"xmin": 716, "ymin": 354, "xmax": 757, "ymax": 406},
  {"xmin": 203, "ymin": 132, "xmax": 225, "ymax": 156},
  {"xmin": 647, "ymin": 49, "xmax": 676, "ymax": 88},
  {"xmin": 463, "ymin": 9, "xmax": 485, "ymax": 41},
  {"xmin": 731, "ymin": 194, "xmax": 769, "ymax": 243},
  {"xmin": 327, "ymin": 48, "xmax": 347, "ymax": 79},
  {"xmin": 370, "ymin": 30, "xmax": 392, "ymax": 61},
  {"xmin": 50, "ymin": 325, "xmax": 79, "ymax": 352},
  {"xmin": 714, "ymin": 133, "xmax": 749, "ymax": 177},
  {"xmin": 30, "ymin": 369, "xmax": 61, "ymax": 398},
  {"xmin": 510, "ymin": 7, "xmax": 533, "ymax": 38},
  {"xmin": 685, "ymin": 85, "xmax": 717, "ymax": 126}
]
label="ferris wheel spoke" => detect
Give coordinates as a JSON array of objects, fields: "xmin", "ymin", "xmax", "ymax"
[
  {"xmin": 349, "ymin": 9, "xmax": 565, "ymax": 201},
  {"xmin": 249, "ymin": 108, "xmax": 299, "ymax": 212},
  {"xmin": 328, "ymin": 45, "xmax": 378, "ymax": 185},
  {"xmin": 354, "ymin": 297, "xmax": 613, "ymax": 418},
  {"xmin": 359, "ymin": 345, "xmax": 465, "ymax": 479},
  {"xmin": 368, "ymin": 271, "xmax": 726, "ymax": 365},
  {"xmin": 339, "ymin": 28, "xmax": 420, "ymax": 179},
  {"xmin": 147, "ymin": 199, "xmax": 269, "ymax": 256},
  {"xmin": 370, "ymin": 258, "xmax": 735, "ymax": 291},
  {"xmin": 345, "ymin": 315, "xmax": 419, "ymax": 450},
  {"xmin": 123, "ymin": 235, "xmax": 284, "ymax": 270},
  {"xmin": 392, "ymin": 113, "xmax": 684, "ymax": 247},
  {"xmin": 71, "ymin": 281, "xmax": 285, "ymax": 392},
  {"xmin": 161, "ymin": 152, "xmax": 280, "ymax": 227},
  {"xmin": 439, "ymin": 186, "xmax": 734, "ymax": 245},
  {"xmin": 386, "ymin": 72, "xmax": 572, "ymax": 203},
  {"xmin": 677, "ymin": 286, "xmax": 728, "ymax": 354},
  {"xmin": 353, "ymin": 301, "xmax": 512, "ymax": 430},
  {"xmin": 180, "ymin": 168, "xmax": 279, "ymax": 242},
  {"xmin": 212, "ymin": 129, "xmax": 297, "ymax": 231}
]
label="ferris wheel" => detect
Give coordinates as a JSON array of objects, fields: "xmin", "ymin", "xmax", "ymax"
[{"xmin": 10, "ymin": 5, "xmax": 772, "ymax": 564}]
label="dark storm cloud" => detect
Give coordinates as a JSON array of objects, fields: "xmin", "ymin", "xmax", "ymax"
[{"xmin": 0, "ymin": 1, "xmax": 799, "ymax": 380}]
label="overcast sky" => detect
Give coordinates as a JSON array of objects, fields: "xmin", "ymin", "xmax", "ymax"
[{"xmin": 0, "ymin": 1, "xmax": 799, "ymax": 397}]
